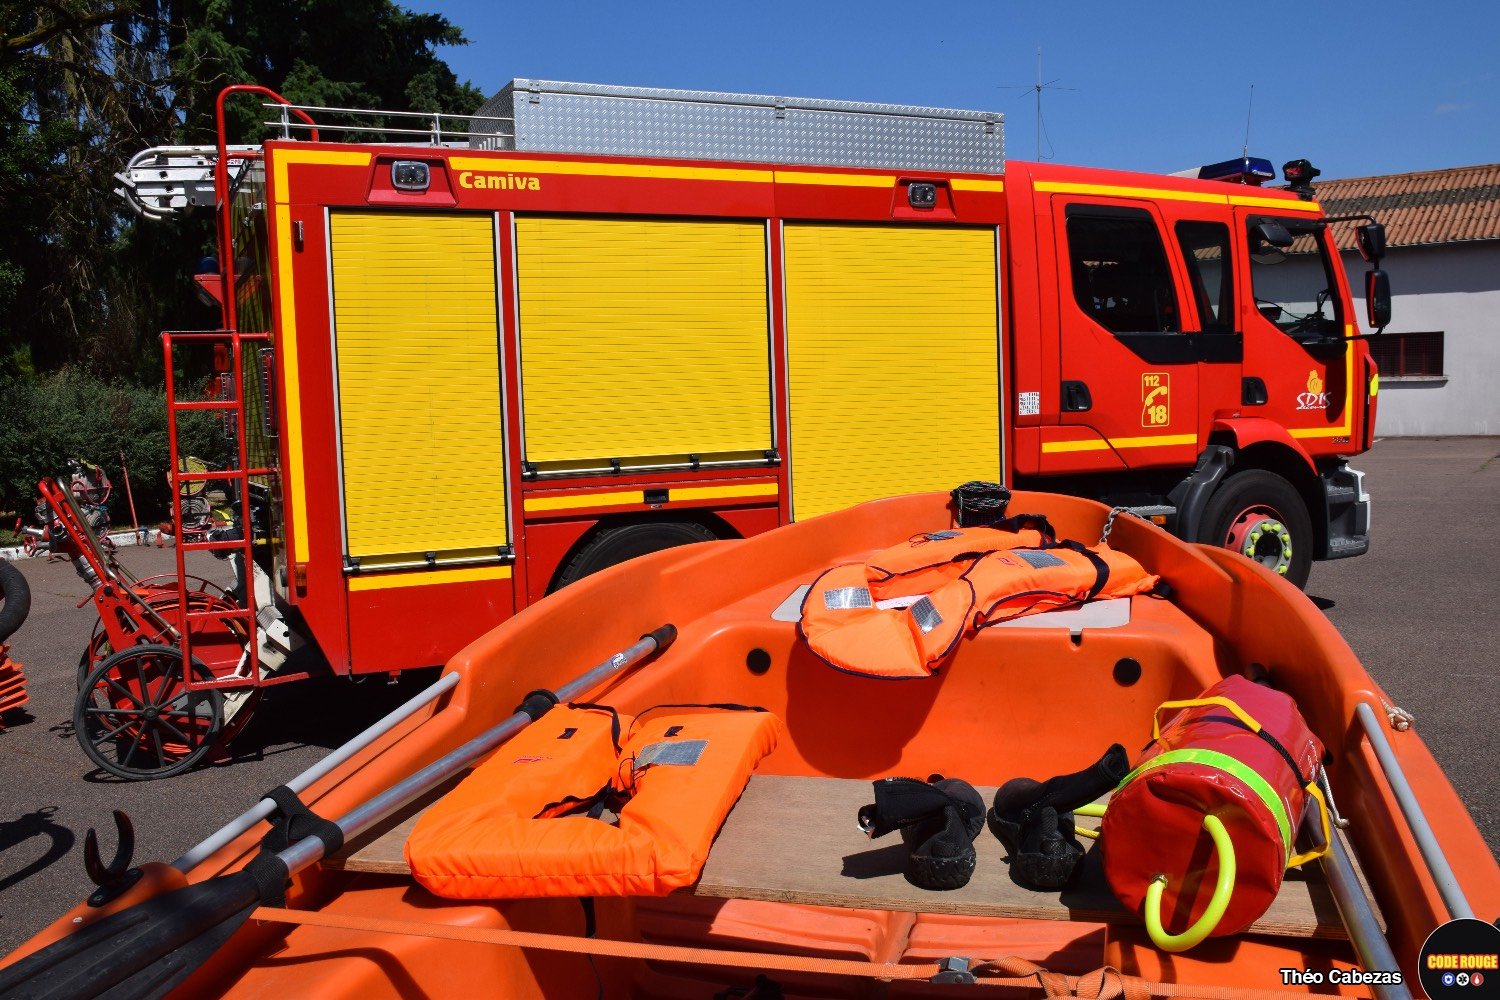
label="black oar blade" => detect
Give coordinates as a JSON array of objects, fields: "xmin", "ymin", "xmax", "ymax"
[{"xmin": 0, "ymin": 871, "xmax": 261, "ymax": 1000}]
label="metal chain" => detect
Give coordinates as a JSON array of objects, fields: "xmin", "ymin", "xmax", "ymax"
[{"xmin": 1099, "ymin": 506, "xmax": 1131, "ymax": 546}]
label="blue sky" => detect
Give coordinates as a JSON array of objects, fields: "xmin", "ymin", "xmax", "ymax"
[{"xmin": 429, "ymin": 0, "xmax": 1497, "ymax": 181}]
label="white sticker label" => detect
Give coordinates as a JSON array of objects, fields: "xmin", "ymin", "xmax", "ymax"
[{"xmin": 1017, "ymin": 391, "xmax": 1041, "ymax": 417}]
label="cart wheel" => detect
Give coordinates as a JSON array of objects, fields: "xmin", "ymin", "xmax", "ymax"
[
  {"xmin": 77, "ymin": 627, "xmax": 113, "ymax": 689},
  {"xmin": 75, "ymin": 644, "xmax": 223, "ymax": 780}
]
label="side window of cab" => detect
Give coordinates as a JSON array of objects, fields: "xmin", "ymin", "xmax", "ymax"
[
  {"xmin": 1064, "ymin": 204, "xmax": 1180, "ymax": 335},
  {"xmin": 1174, "ymin": 220, "xmax": 1234, "ymax": 332}
]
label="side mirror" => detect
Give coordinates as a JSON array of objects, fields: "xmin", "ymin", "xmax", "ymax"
[
  {"xmin": 1249, "ymin": 220, "xmax": 1293, "ymax": 264},
  {"xmin": 1252, "ymin": 220, "xmax": 1294, "ymax": 248},
  {"xmin": 1356, "ymin": 222, "xmax": 1387, "ymax": 263},
  {"xmin": 1365, "ymin": 269, "xmax": 1391, "ymax": 330}
]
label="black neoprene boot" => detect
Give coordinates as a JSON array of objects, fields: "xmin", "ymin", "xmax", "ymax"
[
  {"xmin": 988, "ymin": 744, "xmax": 1129, "ymax": 890},
  {"xmin": 858, "ymin": 775, "xmax": 985, "ymax": 890}
]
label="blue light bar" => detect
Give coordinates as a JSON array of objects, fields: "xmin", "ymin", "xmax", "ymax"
[{"xmin": 1194, "ymin": 156, "xmax": 1277, "ymax": 186}]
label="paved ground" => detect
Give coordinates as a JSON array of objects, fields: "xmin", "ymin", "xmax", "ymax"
[
  {"xmin": 1310, "ymin": 437, "xmax": 1500, "ymax": 850},
  {"xmin": 0, "ymin": 548, "xmax": 427, "ymax": 953},
  {"xmin": 0, "ymin": 437, "xmax": 1495, "ymax": 954}
]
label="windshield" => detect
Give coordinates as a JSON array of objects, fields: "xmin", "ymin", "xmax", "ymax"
[{"xmin": 1247, "ymin": 216, "xmax": 1342, "ymax": 341}]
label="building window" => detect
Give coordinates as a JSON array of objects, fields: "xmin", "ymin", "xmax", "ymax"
[{"xmin": 1369, "ymin": 331, "xmax": 1445, "ymax": 377}]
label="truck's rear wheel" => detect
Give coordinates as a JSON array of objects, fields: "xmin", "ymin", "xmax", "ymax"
[
  {"xmin": 1199, "ymin": 470, "xmax": 1313, "ymax": 589},
  {"xmin": 552, "ymin": 521, "xmax": 719, "ymax": 591}
]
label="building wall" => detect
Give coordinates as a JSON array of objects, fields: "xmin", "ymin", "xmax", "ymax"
[{"xmin": 1281, "ymin": 241, "xmax": 1500, "ymax": 436}]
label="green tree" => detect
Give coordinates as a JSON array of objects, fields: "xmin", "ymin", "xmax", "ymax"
[
  {"xmin": 0, "ymin": 2, "xmax": 177, "ymax": 374},
  {"xmin": 0, "ymin": 0, "xmax": 481, "ymax": 377},
  {"xmin": 0, "ymin": 0, "xmax": 480, "ymax": 518}
]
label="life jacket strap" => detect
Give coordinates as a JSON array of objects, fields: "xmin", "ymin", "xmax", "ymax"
[
  {"xmin": 991, "ymin": 512, "xmax": 1058, "ymax": 544},
  {"xmin": 533, "ymin": 780, "xmax": 632, "ymax": 822},
  {"xmin": 1046, "ymin": 540, "xmax": 1112, "ymax": 601},
  {"xmin": 567, "ymin": 701, "xmax": 624, "ymax": 754}
]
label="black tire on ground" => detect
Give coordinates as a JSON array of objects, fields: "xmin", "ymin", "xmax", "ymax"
[
  {"xmin": 1198, "ymin": 469, "xmax": 1314, "ymax": 589},
  {"xmin": 552, "ymin": 521, "xmax": 719, "ymax": 592},
  {"xmin": 0, "ymin": 559, "xmax": 32, "ymax": 642}
]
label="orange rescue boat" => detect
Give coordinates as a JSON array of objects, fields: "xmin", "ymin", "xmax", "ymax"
[{"xmin": 3, "ymin": 491, "xmax": 1495, "ymax": 999}]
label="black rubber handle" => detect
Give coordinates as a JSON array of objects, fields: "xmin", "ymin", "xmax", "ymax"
[{"xmin": 643, "ymin": 624, "xmax": 677, "ymax": 654}]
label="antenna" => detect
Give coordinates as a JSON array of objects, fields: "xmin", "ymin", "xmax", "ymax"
[
  {"xmin": 1242, "ymin": 84, "xmax": 1255, "ymax": 158},
  {"xmin": 998, "ymin": 48, "xmax": 1075, "ymax": 160}
]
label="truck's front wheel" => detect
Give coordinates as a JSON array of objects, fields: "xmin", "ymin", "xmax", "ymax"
[{"xmin": 1199, "ymin": 470, "xmax": 1313, "ymax": 589}]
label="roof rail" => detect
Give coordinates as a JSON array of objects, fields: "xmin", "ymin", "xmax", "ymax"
[{"xmin": 261, "ymin": 102, "xmax": 514, "ymax": 145}]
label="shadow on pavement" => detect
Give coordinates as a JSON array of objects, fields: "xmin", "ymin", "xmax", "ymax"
[
  {"xmin": 0, "ymin": 806, "xmax": 76, "ymax": 893},
  {"xmin": 216, "ymin": 667, "xmax": 442, "ymax": 767}
]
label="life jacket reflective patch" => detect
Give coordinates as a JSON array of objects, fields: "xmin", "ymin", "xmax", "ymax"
[
  {"xmin": 405, "ymin": 704, "xmax": 781, "ymax": 899},
  {"xmin": 800, "ymin": 530, "xmax": 1159, "ymax": 679},
  {"xmin": 799, "ymin": 563, "xmax": 976, "ymax": 679}
]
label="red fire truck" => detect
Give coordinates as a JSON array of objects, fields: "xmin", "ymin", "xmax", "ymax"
[{"xmin": 96, "ymin": 79, "xmax": 1385, "ymax": 777}]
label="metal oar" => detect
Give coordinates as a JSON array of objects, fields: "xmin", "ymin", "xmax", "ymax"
[
  {"xmin": 0, "ymin": 624, "xmax": 677, "ymax": 1000},
  {"xmin": 172, "ymin": 671, "xmax": 463, "ymax": 873}
]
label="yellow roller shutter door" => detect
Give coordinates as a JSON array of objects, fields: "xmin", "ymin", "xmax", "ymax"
[
  {"xmin": 785, "ymin": 224, "xmax": 1001, "ymax": 520},
  {"xmin": 516, "ymin": 217, "xmax": 772, "ymax": 466},
  {"xmin": 330, "ymin": 212, "xmax": 507, "ymax": 566}
]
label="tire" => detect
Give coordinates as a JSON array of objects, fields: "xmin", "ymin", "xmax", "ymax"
[
  {"xmin": 75, "ymin": 645, "xmax": 223, "ymax": 780},
  {"xmin": 1199, "ymin": 470, "xmax": 1314, "ymax": 589},
  {"xmin": 552, "ymin": 521, "xmax": 719, "ymax": 591},
  {"xmin": 0, "ymin": 559, "xmax": 31, "ymax": 642}
]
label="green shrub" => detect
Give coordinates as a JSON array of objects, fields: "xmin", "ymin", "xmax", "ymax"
[{"xmin": 0, "ymin": 369, "xmax": 225, "ymax": 524}]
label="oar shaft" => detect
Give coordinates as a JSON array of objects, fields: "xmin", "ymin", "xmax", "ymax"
[
  {"xmin": 172, "ymin": 672, "xmax": 462, "ymax": 873},
  {"xmin": 1319, "ymin": 827, "xmax": 1412, "ymax": 1000},
  {"xmin": 277, "ymin": 626, "xmax": 674, "ymax": 876}
]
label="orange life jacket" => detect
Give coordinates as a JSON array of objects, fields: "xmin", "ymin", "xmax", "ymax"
[
  {"xmin": 801, "ymin": 535, "xmax": 1160, "ymax": 679},
  {"xmin": 971, "ymin": 541, "xmax": 1160, "ymax": 627},
  {"xmin": 799, "ymin": 562, "xmax": 977, "ymax": 679},
  {"xmin": 865, "ymin": 515, "xmax": 1056, "ymax": 598},
  {"xmin": 405, "ymin": 703, "xmax": 781, "ymax": 899}
]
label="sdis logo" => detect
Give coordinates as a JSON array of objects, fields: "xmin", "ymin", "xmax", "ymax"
[{"xmin": 1296, "ymin": 369, "xmax": 1329, "ymax": 411}]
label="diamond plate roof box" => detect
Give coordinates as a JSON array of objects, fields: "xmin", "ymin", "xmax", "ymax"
[{"xmin": 469, "ymin": 79, "xmax": 1004, "ymax": 173}]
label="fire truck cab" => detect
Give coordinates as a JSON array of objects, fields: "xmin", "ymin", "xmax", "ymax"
[{"xmin": 120, "ymin": 80, "xmax": 1383, "ymax": 679}]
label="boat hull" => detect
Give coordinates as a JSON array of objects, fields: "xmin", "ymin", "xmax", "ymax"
[{"xmin": 6, "ymin": 492, "xmax": 1495, "ymax": 997}]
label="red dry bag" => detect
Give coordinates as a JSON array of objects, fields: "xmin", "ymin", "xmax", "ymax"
[{"xmin": 1098, "ymin": 675, "xmax": 1331, "ymax": 951}]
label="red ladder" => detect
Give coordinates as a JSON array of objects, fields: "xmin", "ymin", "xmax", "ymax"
[{"xmin": 162, "ymin": 329, "xmax": 281, "ymax": 691}]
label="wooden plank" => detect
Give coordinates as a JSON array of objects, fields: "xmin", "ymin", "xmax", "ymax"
[
  {"xmin": 693, "ymin": 775, "xmax": 1353, "ymax": 940},
  {"xmin": 327, "ymin": 773, "xmax": 1369, "ymax": 943}
]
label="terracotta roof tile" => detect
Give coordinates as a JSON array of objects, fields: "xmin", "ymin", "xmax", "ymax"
[{"xmin": 1310, "ymin": 162, "xmax": 1500, "ymax": 250}]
